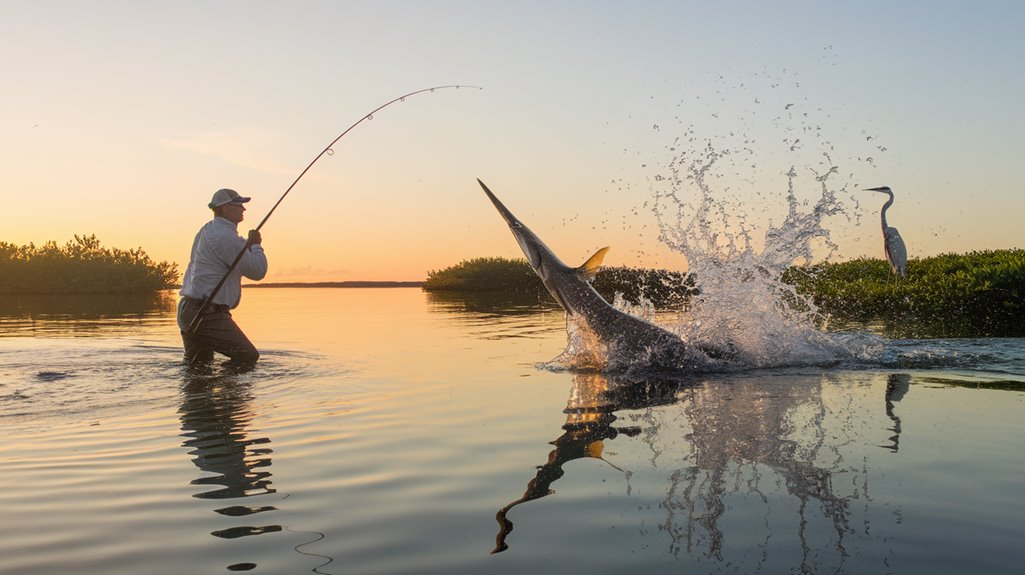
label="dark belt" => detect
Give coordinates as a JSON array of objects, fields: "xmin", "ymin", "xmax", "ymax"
[{"xmin": 183, "ymin": 296, "xmax": 230, "ymax": 314}]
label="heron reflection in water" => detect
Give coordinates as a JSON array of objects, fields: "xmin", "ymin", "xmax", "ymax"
[
  {"xmin": 882, "ymin": 373, "xmax": 911, "ymax": 452},
  {"xmin": 494, "ymin": 372, "xmax": 905, "ymax": 572}
]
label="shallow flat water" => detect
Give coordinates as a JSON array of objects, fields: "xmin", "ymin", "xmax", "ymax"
[{"xmin": 2, "ymin": 288, "xmax": 1024, "ymax": 574}]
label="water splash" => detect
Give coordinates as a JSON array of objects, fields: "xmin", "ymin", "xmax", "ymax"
[
  {"xmin": 552, "ymin": 314, "xmax": 610, "ymax": 371},
  {"xmin": 650, "ymin": 144, "xmax": 856, "ymax": 368},
  {"xmin": 634, "ymin": 77, "xmax": 887, "ymax": 371},
  {"xmin": 545, "ymin": 157, "xmax": 878, "ymax": 371},
  {"xmin": 538, "ymin": 74, "xmax": 898, "ymax": 373}
]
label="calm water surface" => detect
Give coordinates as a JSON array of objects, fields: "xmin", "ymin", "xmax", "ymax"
[{"xmin": 1, "ymin": 288, "xmax": 1024, "ymax": 574}]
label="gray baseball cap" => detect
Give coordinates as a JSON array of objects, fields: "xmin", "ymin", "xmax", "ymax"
[{"xmin": 208, "ymin": 188, "xmax": 251, "ymax": 208}]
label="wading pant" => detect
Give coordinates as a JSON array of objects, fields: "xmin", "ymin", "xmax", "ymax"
[{"xmin": 177, "ymin": 297, "xmax": 259, "ymax": 366}]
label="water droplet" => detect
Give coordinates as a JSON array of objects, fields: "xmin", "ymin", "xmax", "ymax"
[
  {"xmin": 400, "ymin": 97, "xmax": 406, "ymax": 102},
  {"xmin": 367, "ymin": 114, "xmax": 373, "ymax": 120},
  {"xmin": 326, "ymin": 148, "xmax": 334, "ymax": 156}
]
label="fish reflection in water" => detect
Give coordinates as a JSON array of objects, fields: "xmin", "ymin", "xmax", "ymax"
[
  {"xmin": 492, "ymin": 373, "xmax": 671, "ymax": 553},
  {"xmin": 179, "ymin": 365, "xmax": 280, "ymax": 569},
  {"xmin": 495, "ymin": 371, "xmax": 907, "ymax": 570}
]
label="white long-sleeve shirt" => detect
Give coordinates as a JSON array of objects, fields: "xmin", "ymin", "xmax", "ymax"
[{"xmin": 179, "ymin": 216, "xmax": 267, "ymax": 308}]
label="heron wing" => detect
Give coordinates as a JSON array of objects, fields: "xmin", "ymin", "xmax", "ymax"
[{"xmin": 884, "ymin": 227, "xmax": 907, "ymax": 277}]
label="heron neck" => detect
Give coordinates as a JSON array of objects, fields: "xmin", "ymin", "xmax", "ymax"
[{"xmin": 880, "ymin": 195, "xmax": 894, "ymax": 229}]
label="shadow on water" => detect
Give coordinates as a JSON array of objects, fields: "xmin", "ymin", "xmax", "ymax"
[
  {"xmin": 424, "ymin": 290, "xmax": 558, "ymax": 317},
  {"xmin": 493, "ymin": 370, "xmax": 915, "ymax": 571},
  {"xmin": 0, "ymin": 291, "xmax": 177, "ymax": 336},
  {"xmin": 825, "ymin": 314, "xmax": 1025, "ymax": 339},
  {"xmin": 424, "ymin": 290, "xmax": 565, "ymax": 341}
]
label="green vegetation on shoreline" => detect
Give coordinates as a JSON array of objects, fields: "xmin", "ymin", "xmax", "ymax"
[
  {"xmin": 423, "ymin": 257, "xmax": 697, "ymax": 307},
  {"xmin": 0, "ymin": 235, "xmax": 179, "ymax": 294},
  {"xmin": 424, "ymin": 250, "xmax": 1025, "ymax": 337},
  {"xmin": 4, "ymin": 234, "xmax": 1020, "ymax": 337},
  {"xmin": 784, "ymin": 250, "xmax": 1024, "ymax": 336}
]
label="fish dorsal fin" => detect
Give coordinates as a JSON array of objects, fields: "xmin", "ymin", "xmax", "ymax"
[{"xmin": 577, "ymin": 246, "xmax": 610, "ymax": 281}]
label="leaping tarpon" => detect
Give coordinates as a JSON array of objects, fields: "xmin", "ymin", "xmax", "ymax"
[{"xmin": 478, "ymin": 179, "xmax": 721, "ymax": 372}]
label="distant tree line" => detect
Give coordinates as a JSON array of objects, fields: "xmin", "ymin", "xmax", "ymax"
[
  {"xmin": 423, "ymin": 256, "xmax": 697, "ymax": 307},
  {"xmin": 0, "ymin": 235, "xmax": 180, "ymax": 294},
  {"xmin": 424, "ymin": 250, "xmax": 1025, "ymax": 336}
]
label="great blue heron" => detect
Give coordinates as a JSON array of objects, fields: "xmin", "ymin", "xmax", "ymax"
[{"xmin": 866, "ymin": 186, "xmax": 907, "ymax": 278}]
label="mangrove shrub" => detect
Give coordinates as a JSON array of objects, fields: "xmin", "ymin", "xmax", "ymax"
[
  {"xmin": 0, "ymin": 235, "xmax": 180, "ymax": 294},
  {"xmin": 783, "ymin": 249, "xmax": 1024, "ymax": 336},
  {"xmin": 423, "ymin": 256, "xmax": 697, "ymax": 308},
  {"xmin": 425, "ymin": 250, "xmax": 1024, "ymax": 336},
  {"xmin": 424, "ymin": 257, "xmax": 542, "ymax": 293}
]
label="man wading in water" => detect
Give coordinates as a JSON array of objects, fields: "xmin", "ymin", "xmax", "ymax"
[{"xmin": 177, "ymin": 188, "xmax": 268, "ymax": 367}]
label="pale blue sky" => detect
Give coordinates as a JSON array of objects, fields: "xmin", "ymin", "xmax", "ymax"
[{"xmin": 3, "ymin": 1, "xmax": 1022, "ymax": 280}]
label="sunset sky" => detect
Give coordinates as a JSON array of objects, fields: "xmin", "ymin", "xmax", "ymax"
[{"xmin": 3, "ymin": 1, "xmax": 1022, "ymax": 282}]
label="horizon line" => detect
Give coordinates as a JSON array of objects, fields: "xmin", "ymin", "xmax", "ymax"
[{"xmin": 242, "ymin": 280, "xmax": 424, "ymax": 288}]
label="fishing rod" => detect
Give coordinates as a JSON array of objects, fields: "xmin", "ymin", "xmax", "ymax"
[{"xmin": 186, "ymin": 84, "xmax": 481, "ymax": 335}]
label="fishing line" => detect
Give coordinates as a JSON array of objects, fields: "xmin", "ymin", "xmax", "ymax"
[
  {"xmin": 186, "ymin": 84, "xmax": 482, "ymax": 334},
  {"xmin": 254, "ymin": 84, "xmax": 481, "ymax": 233},
  {"xmin": 287, "ymin": 525, "xmax": 334, "ymax": 575}
]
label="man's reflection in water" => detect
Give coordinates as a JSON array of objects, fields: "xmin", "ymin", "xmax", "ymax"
[
  {"xmin": 179, "ymin": 365, "xmax": 280, "ymax": 571},
  {"xmin": 495, "ymin": 372, "xmax": 905, "ymax": 571}
]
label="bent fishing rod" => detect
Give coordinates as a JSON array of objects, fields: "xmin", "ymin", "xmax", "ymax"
[{"xmin": 186, "ymin": 84, "xmax": 481, "ymax": 335}]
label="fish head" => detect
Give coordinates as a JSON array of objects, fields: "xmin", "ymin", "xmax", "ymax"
[{"xmin": 477, "ymin": 179, "xmax": 577, "ymax": 307}]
